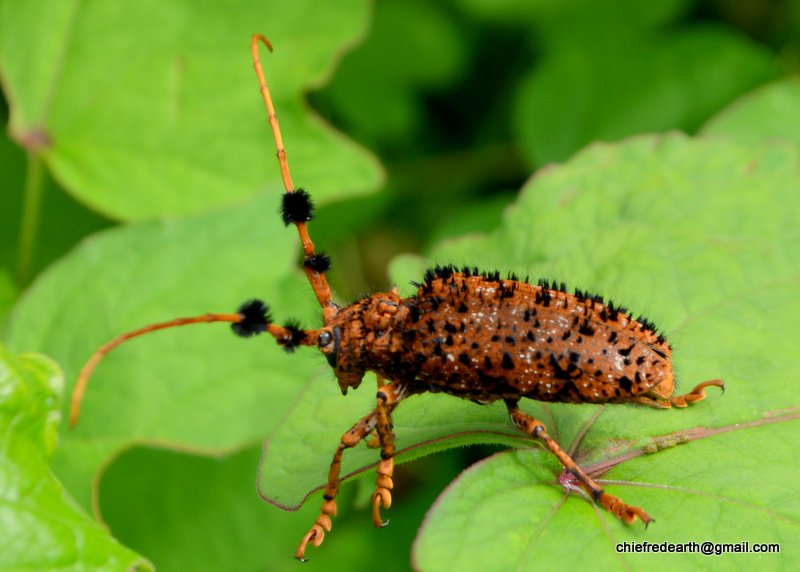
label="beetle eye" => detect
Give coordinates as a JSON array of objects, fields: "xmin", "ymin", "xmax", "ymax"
[{"xmin": 318, "ymin": 330, "xmax": 332, "ymax": 347}]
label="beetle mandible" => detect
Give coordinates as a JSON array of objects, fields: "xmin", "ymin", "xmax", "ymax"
[{"xmin": 70, "ymin": 34, "xmax": 725, "ymax": 561}]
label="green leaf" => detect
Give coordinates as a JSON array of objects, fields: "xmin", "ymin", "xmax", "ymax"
[
  {"xmin": 259, "ymin": 133, "xmax": 800, "ymax": 563},
  {"xmin": 0, "ymin": 0, "xmax": 381, "ymax": 220},
  {"xmin": 4, "ymin": 190, "xmax": 325, "ymax": 510},
  {"xmin": 96, "ymin": 444, "xmax": 456, "ymax": 571},
  {"xmin": 514, "ymin": 27, "xmax": 777, "ymax": 165},
  {"xmin": 321, "ymin": 0, "xmax": 468, "ymax": 149},
  {"xmin": 0, "ymin": 343, "xmax": 149, "ymax": 571},
  {"xmin": 702, "ymin": 78, "xmax": 800, "ymax": 148},
  {"xmin": 414, "ymin": 419, "xmax": 798, "ymax": 570},
  {"xmin": 455, "ymin": 0, "xmax": 690, "ymax": 35}
]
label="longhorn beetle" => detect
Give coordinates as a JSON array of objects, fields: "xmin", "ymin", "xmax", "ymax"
[{"xmin": 70, "ymin": 34, "xmax": 725, "ymax": 561}]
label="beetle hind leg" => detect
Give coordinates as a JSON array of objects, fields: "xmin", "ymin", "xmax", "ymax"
[
  {"xmin": 669, "ymin": 378, "xmax": 725, "ymax": 408},
  {"xmin": 635, "ymin": 378, "xmax": 725, "ymax": 409}
]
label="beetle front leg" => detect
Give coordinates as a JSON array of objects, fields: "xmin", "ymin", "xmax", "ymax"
[
  {"xmin": 295, "ymin": 410, "xmax": 378, "ymax": 562},
  {"xmin": 505, "ymin": 399, "xmax": 653, "ymax": 526},
  {"xmin": 371, "ymin": 382, "xmax": 405, "ymax": 528}
]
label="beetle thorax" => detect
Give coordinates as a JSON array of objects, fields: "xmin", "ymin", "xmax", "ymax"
[{"xmin": 323, "ymin": 289, "xmax": 411, "ymax": 394}]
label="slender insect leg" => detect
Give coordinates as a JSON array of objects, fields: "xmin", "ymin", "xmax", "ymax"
[
  {"xmin": 505, "ymin": 399, "xmax": 653, "ymax": 526},
  {"xmin": 295, "ymin": 410, "xmax": 379, "ymax": 561},
  {"xmin": 634, "ymin": 379, "xmax": 725, "ymax": 409},
  {"xmin": 366, "ymin": 375, "xmax": 388, "ymax": 448},
  {"xmin": 371, "ymin": 382, "xmax": 405, "ymax": 528},
  {"xmin": 667, "ymin": 379, "xmax": 725, "ymax": 408}
]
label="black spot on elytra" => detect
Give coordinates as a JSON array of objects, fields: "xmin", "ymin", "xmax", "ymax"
[
  {"xmin": 502, "ymin": 353, "xmax": 515, "ymax": 370},
  {"xmin": 484, "ymin": 356, "xmax": 493, "ymax": 369},
  {"xmin": 471, "ymin": 342, "xmax": 480, "ymax": 349},
  {"xmin": 491, "ymin": 334, "xmax": 500, "ymax": 342},
  {"xmin": 618, "ymin": 375, "xmax": 633, "ymax": 392},
  {"xmin": 444, "ymin": 322, "xmax": 457, "ymax": 333},
  {"xmin": 549, "ymin": 354, "xmax": 573, "ymax": 381},
  {"xmin": 433, "ymin": 344, "xmax": 443, "ymax": 357},
  {"xmin": 561, "ymin": 330, "xmax": 572, "ymax": 341},
  {"xmin": 457, "ymin": 302, "xmax": 468, "ymax": 313},
  {"xmin": 569, "ymin": 351, "xmax": 580, "ymax": 364},
  {"xmin": 578, "ymin": 321, "xmax": 595, "ymax": 336},
  {"xmin": 608, "ymin": 331, "xmax": 618, "ymax": 344},
  {"xmin": 526, "ymin": 331, "xmax": 536, "ymax": 342},
  {"xmin": 445, "ymin": 335, "xmax": 454, "ymax": 346},
  {"xmin": 636, "ymin": 355, "xmax": 646, "ymax": 365},
  {"xmin": 618, "ymin": 344, "xmax": 635, "ymax": 357},
  {"xmin": 505, "ymin": 335, "xmax": 516, "ymax": 345},
  {"xmin": 458, "ymin": 353, "xmax": 471, "ymax": 366}
]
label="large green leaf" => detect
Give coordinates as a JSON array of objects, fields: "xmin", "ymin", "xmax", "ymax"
[
  {"xmin": 321, "ymin": 0, "xmax": 468, "ymax": 150},
  {"xmin": 455, "ymin": 0, "xmax": 690, "ymax": 35},
  {"xmin": 514, "ymin": 27, "xmax": 777, "ymax": 165},
  {"xmin": 95, "ymin": 444, "xmax": 463, "ymax": 571},
  {"xmin": 0, "ymin": 0, "xmax": 381, "ymax": 220},
  {"xmin": 414, "ymin": 421, "xmax": 797, "ymax": 571},
  {"xmin": 0, "ymin": 344, "xmax": 149, "ymax": 571},
  {"xmin": 4, "ymin": 190, "xmax": 327, "ymax": 510},
  {"xmin": 259, "ymin": 133, "xmax": 800, "ymax": 565},
  {"xmin": 702, "ymin": 78, "xmax": 800, "ymax": 148}
]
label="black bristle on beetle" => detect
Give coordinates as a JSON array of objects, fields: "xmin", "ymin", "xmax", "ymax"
[
  {"xmin": 232, "ymin": 299, "xmax": 271, "ymax": 337},
  {"xmin": 280, "ymin": 320, "xmax": 307, "ymax": 352},
  {"xmin": 281, "ymin": 188, "xmax": 314, "ymax": 226},
  {"xmin": 304, "ymin": 252, "xmax": 332, "ymax": 273},
  {"xmin": 418, "ymin": 265, "xmax": 667, "ymax": 341}
]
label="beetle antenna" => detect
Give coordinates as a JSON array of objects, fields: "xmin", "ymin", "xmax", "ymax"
[
  {"xmin": 69, "ymin": 299, "xmax": 317, "ymax": 428},
  {"xmin": 251, "ymin": 34, "xmax": 333, "ymax": 309}
]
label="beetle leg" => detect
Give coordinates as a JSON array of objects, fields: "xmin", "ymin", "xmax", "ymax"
[
  {"xmin": 295, "ymin": 382, "xmax": 406, "ymax": 561},
  {"xmin": 505, "ymin": 399, "xmax": 653, "ymax": 526},
  {"xmin": 295, "ymin": 410, "xmax": 378, "ymax": 561},
  {"xmin": 371, "ymin": 383, "xmax": 404, "ymax": 528},
  {"xmin": 366, "ymin": 376, "xmax": 391, "ymax": 448},
  {"xmin": 635, "ymin": 378, "xmax": 725, "ymax": 409},
  {"xmin": 668, "ymin": 378, "xmax": 725, "ymax": 408}
]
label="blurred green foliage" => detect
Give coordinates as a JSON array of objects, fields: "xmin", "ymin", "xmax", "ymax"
[{"xmin": 1, "ymin": 0, "xmax": 799, "ymax": 570}]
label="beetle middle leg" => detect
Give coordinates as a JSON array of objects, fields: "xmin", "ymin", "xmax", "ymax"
[{"xmin": 505, "ymin": 398, "xmax": 653, "ymax": 526}]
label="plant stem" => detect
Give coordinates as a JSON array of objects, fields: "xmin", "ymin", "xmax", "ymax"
[{"xmin": 17, "ymin": 152, "xmax": 44, "ymax": 287}]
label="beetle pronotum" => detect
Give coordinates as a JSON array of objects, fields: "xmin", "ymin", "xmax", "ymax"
[{"xmin": 70, "ymin": 34, "xmax": 724, "ymax": 561}]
